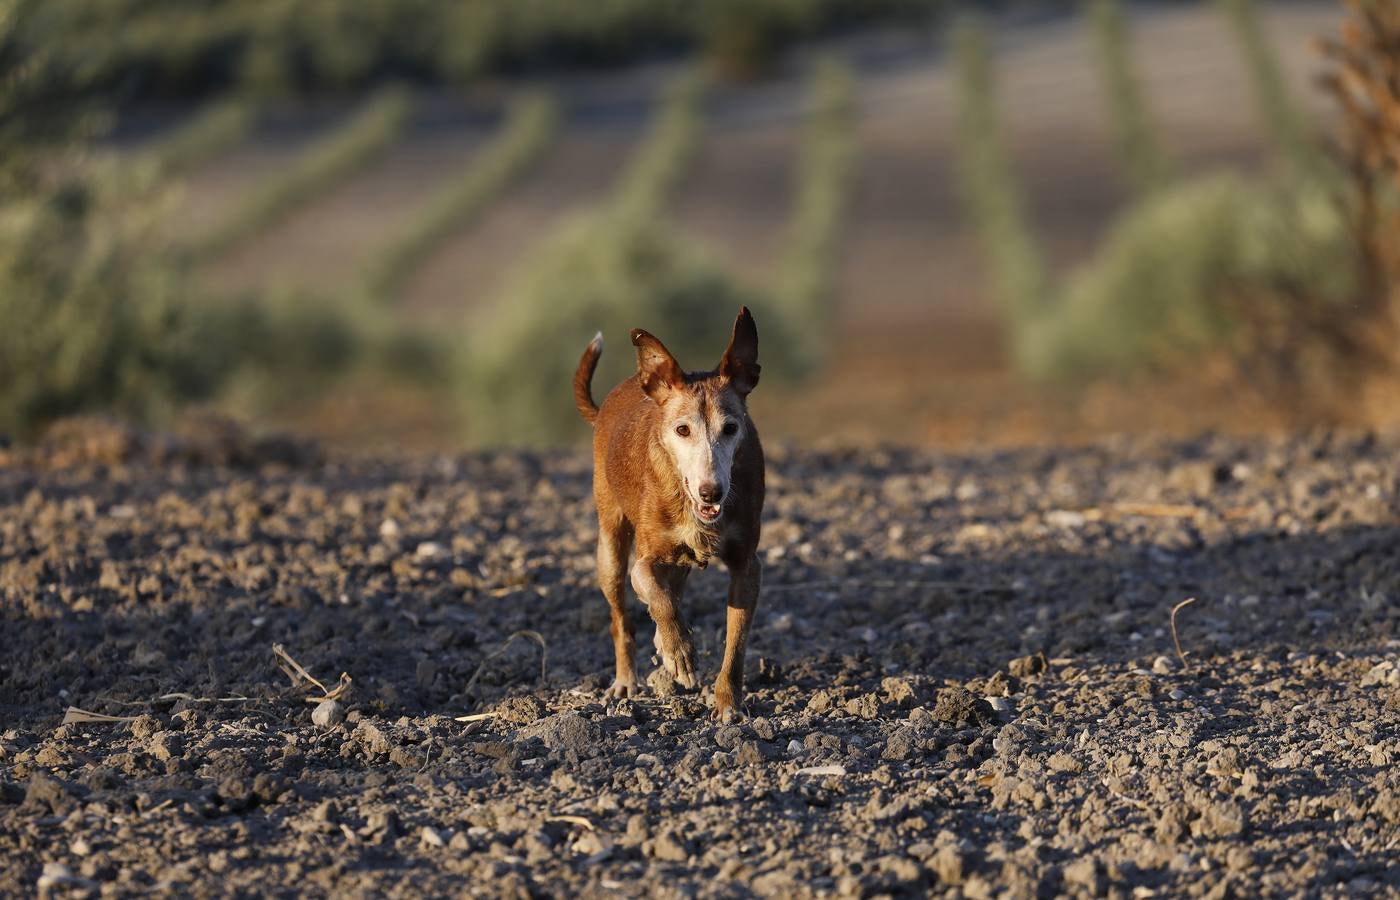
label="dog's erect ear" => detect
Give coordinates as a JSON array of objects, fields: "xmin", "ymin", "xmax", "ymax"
[
  {"xmin": 718, "ymin": 306, "xmax": 760, "ymax": 397},
  {"xmin": 631, "ymin": 328, "xmax": 684, "ymax": 403}
]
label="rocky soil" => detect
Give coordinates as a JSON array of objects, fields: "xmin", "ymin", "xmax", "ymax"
[{"xmin": 2, "ymin": 421, "xmax": 1399, "ymax": 898}]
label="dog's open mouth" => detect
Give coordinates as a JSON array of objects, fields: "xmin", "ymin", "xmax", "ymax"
[{"xmin": 684, "ymin": 478, "xmax": 724, "ymax": 523}]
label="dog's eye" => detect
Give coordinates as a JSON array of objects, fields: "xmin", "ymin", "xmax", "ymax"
[
  {"xmin": 675, "ymin": 424, "xmax": 691, "ymax": 438},
  {"xmin": 721, "ymin": 422, "xmax": 738, "ymax": 436}
]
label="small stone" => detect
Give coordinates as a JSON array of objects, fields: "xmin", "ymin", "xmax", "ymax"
[
  {"xmin": 714, "ymin": 726, "xmax": 745, "ymax": 750},
  {"xmin": 520, "ymin": 712, "xmax": 600, "ymax": 755},
  {"xmin": 1007, "ymin": 655, "xmax": 1046, "ymax": 678},
  {"xmin": 362, "ymin": 809, "xmax": 400, "ymax": 840},
  {"xmin": 415, "ymin": 541, "xmax": 445, "ymax": 560},
  {"xmin": 1168, "ymin": 689, "xmax": 1186, "ymax": 701},
  {"xmin": 623, "ymin": 814, "xmax": 649, "ymax": 846},
  {"xmin": 1152, "ymin": 656, "xmax": 1177, "ymax": 675},
  {"xmin": 646, "ymin": 667, "xmax": 677, "ymax": 697},
  {"xmin": 420, "ymin": 825, "xmax": 446, "ymax": 848},
  {"xmin": 930, "ymin": 845, "xmax": 964, "ymax": 885},
  {"xmin": 1062, "ymin": 857, "xmax": 1103, "ymax": 893},
  {"xmin": 878, "ymin": 854, "xmax": 924, "ymax": 885},
  {"xmin": 844, "ymin": 694, "xmax": 880, "ymax": 720},
  {"xmin": 147, "ymin": 731, "xmax": 184, "ymax": 762},
  {"xmin": 883, "ymin": 728, "xmax": 916, "ymax": 761},
  {"xmin": 932, "ymin": 686, "xmax": 994, "ymax": 726},
  {"xmin": 650, "ymin": 830, "xmax": 689, "ymax": 862},
  {"xmin": 415, "ymin": 660, "xmax": 439, "ymax": 691},
  {"xmin": 37, "ymin": 863, "xmax": 93, "ymax": 895},
  {"xmin": 312, "ymin": 700, "xmax": 345, "ymax": 728},
  {"xmin": 1197, "ymin": 801, "xmax": 1246, "ymax": 838},
  {"xmin": 573, "ymin": 830, "xmax": 611, "ymax": 858},
  {"xmin": 737, "ymin": 740, "xmax": 778, "ymax": 765},
  {"xmin": 880, "ymin": 676, "xmax": 919, "ymax": 707},
  {"xmin": 24, "ymin": 773, "xmax": 80, "ymax": 815},
  {"xmin": 495, "ymin": 695, "xmax": 546, "ymax": 725},
  {"xmin": 379, "ymin": 519, "xmax": 401, "ymax": 540},
  {"xmin": 129, "ymin": 715, "xmax": 162, "ymax": 742}
]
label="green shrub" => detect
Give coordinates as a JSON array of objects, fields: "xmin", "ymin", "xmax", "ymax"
[
  {"xmin": 191, "ymin": 86, "xmax": 412, "ymax": 259},
  {"xmin": 775, "ymin": 55, "xmax": 857, "ymax": 371},
  {"xmin": 0, "ymin": 186, "xmax": 230, "ymax": 438},
  {"xmin": 361, "ymin": 90, "xmax": 558, "ymax": 303},
  {"xmin": 462, "ymin": 214, "xmax": 769, "ymax": 446},
  {"xmin": 1032, "ymin": 173, "xmax": 1354, "ymax": 379},
  {"xmin": 1085, "ymin": 0, "xmax": 1172, "ymax": 194}
]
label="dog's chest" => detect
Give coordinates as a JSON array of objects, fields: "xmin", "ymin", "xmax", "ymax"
[{"xmin": 666, "ymin": 518, "xmax": 723, "ymax": 568}]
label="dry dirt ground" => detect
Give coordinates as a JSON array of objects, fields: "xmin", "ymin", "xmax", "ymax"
[{"xmin": 2, "ymin": 420, "xmax": 1398, "ymax": 897}]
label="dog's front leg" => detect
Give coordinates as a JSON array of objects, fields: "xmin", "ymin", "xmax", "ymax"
[
  {"xmin": 630, "ymin": 558, "xmax": 697, "ymax": 690},
  {"xmin": 715, "ymin": 554, "xmax": 761, "ymax": 722}
]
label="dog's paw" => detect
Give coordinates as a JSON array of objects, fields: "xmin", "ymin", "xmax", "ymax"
[
  {"xmin": 713, "ymin": 701, "xmax": 748, "ymax": 724},
  {"xmin": 606, "ymin": 675, "xmax": 638, "ymax": 699},
  {"xmin": 661, "ymin": 644, "xmax": 698, "ymax": 691}
]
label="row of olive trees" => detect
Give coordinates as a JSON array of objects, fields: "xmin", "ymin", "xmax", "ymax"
[
  {"xmin": 953, "ymin": 0, "xmax": 1366, "ymax": 414},
  {"xmin": 21, "ymin": 0, "xmax": 940, "ymax": 100},
  {"xmin": 464, "ymin": 60, "xmax": 858, "ymax": 445}
]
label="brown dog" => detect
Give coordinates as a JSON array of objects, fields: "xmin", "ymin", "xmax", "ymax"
[{"xmin": 573, "ymin": 307, "xmax": 764, "ymax": 722}]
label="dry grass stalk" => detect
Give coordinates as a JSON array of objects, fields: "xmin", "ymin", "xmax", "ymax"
[
  {"xmin": 60, "ymin": 707, "xmax": 139, "ymax": 726},
  {"xmin": 272, "ymin": 643, "xmax": 352, "ymax": 703},
  {"xmin": 452, "ymin": 712, "xmax": 496, "ymax": 723},
  {"xmin": 546, "ymin": 815, "xmax": 596, "ymax": 831},
  {"xmin": 1170, "ymin": 597, "xmax": 1198, "ymax": 671}
]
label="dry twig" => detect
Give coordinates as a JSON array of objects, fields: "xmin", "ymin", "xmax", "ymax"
[
  {"xmin": 546, "ymin": 815, "xmax": 596, "ymax": 831},
  {"xmin": 272, "ymin": 643, "xmax": 352, "ymax": 703},
  {"xmin": 1170, "ymin": 597, "xmax": 1198, "ymax": 671}
]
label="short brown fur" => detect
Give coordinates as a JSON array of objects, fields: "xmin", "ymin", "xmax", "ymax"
[{"xmin": 574, "ymin": 308, "xmax": 764, "ymax": 721}]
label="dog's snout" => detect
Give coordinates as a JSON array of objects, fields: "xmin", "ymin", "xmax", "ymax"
[{"xmin": 698, "ymin": 482, "xmax": 723, "ymax": 504}]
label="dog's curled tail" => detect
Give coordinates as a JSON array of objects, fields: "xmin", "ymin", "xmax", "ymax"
[{"xmin": 574, "ymin": 332, "xmax": 603, "ymax": 424}]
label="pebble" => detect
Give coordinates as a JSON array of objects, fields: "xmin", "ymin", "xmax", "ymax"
[
  {"xmin": 649, "ymin": 831, "xmax": 690, "ymax": 862},
  {"xmin": 714, "ymin": 726, "xmax": 745, "ymax": 750},
  {"xmin": 312, "ymin": 700, "xmax": 346, "ymax": 728},
  {"xmin": 420, "ymin": 826, "xmax": 446, "ymax": 848}
]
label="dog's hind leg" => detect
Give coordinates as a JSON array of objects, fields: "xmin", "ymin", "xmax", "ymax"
[
  {"xmin": 630, "ymin": 558, "xmax": 697, "ymax": 690},
  {"xmin": 714, "ymin": 554, "xmax": 761, "ymax": 723},
  {"xmin": 598, "ymin": 516, "xmax": 637, "ymax": 699}
]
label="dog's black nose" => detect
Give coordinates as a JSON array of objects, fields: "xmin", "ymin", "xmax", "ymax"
[{"xmin": 698, "ymin": 482, "xmax": 723, "ymax": 503}]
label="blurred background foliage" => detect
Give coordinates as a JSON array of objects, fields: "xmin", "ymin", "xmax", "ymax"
[{"xmin": 1, "ymin": 0, "xmax": 1395, "ymax": 447}]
